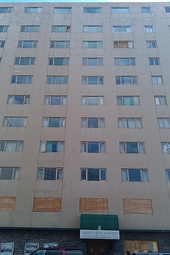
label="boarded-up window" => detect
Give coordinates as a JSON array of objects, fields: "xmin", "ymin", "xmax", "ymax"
[
  {"xmin": 33, "ymin": 197, "xmax": 62, "ymax": 212},
  {"xmin": 80, "ymin": 198, "xmax": 108, "ymax": 213},
  {"xmin": 0, "ymin": 197, "xmax": 16, "ymax": 211},
  {"xmin": 124, "ymin": 240, "xmax": 158, "ymax": 254},
  {"xmin": 123, "ymin": 199, "xmax": 153, "ymax": 214}
]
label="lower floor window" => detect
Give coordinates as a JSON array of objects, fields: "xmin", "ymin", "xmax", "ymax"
[
  {"xmin": 37, "ymin": 168, "xmax": 63, "ymax": 180},
  {"xmin": 166, "ymin": 169, "xmax": 170, "ymax": 181},
  {"xmin": 121, "ymin": 168, "xmax": 148, "ymax": 182},
  {"xmin": 81, "ymin": 168, "xmax": 106, "ymax": 181},
  {"xmin": 0, "ymin": 167, "xmax": 20, "ymax": 180}
]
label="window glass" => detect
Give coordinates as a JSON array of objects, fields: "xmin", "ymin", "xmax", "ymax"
[
  {"xmin": 144, "ymin": 25, "xmax": 154, "ymax": 32},
  {"xmin": 166, "ymin": 170, "xmax": 170, "ymax": 181},
  {"xmin": 147, "ymin": 41, "xmax": 156, "ymax": 48},
  {"xmin": 112, "ymin": 8, "xmax": 129, "ymax": 13},
  {"xmin": 129, "ymin": 169, "xmax": 141, "ymax": 181},
  {"xmin": 24, "ymin": 7, "xmax": 42, "ymax": 13},
  {"xmin": 126, "ymin": 142, "xmax": 138, "ymax": 153},
  {"xmin": 165, "ymin": 7, "xmax": 170, "ymax": 13},
  {"xmin": 88, "ymin": 169, "xmax": 99, "ymax": 181},
  {"xmin": 0, "ymin": 168, "xmax": 13, "ymax": 180},
  {"xmin": 83, "ymin": 25, "xmax": 102, "ymax": 32},
  {"xmin": 83, "ymin": 8, "xmax": 101, "ymax": 13},
  {"xmin": 88, "ymin": 142, "xmax": 99, "ymax": 153},
  {"xmin": 113, "ymin": 26, "xmax": 132, "ymax": 32},
  {"xmin": 142, "ymin": 7, "xmax": 151, "ymax": 13},
  {"xmin": 44, "ymin": 168, "xmax": 56, "ymax": 180},
  {"xmin": 54, "ymin": 8, "xmax": 71, "ymax": 13},
  {"xmin": 0, "ymin": 7, "xmax": 12, "ymax": 13},
  {"xmin": 88, "ymin": 118, "xmax": 98, "ymax": 128}
]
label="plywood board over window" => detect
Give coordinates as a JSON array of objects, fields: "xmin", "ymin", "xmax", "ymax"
[
  {"xmin": 124, "ymin": 240, "xmax": 158, "ymax": 254},
  {"xmin": 33, "ymin": 197, "xmax": 61, "ymax": 212},
  {"xmin": 80, "ymin": 198, "xmax": 108, "ymax": 213},
  {"xmin": 123, "ymin": 199, "xmax": 153, "ymax": 214},
  {"xmin": 0, "ymin": 197, "xmax": 16, "ymax": 211}
]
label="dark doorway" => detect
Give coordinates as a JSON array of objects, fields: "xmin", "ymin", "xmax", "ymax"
[{"xmin": 87, "ymin": 240, "xmax": 112, "ymax": 255}]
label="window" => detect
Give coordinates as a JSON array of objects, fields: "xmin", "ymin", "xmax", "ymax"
[
  {"xmin": 15, "ymin": 57, "xmax": 35, "ymax": 65},
  {"xmin": 111, "ymin": 7, "xmax": 129, "ymax": 13},
  {"xmin": 81, "ymin": 118, "xmax": 105, "ymax": 128},
  {"xmin": 149, "ymin": 57, "xmax": 160, "ymax": 65},
  {"xmin": 0, "ymin": 141, "xmax": 24, "ymax": 152},
  {"xmin": 83, "ymin": 41, "xmax": 103, "ymax": 49},
  {"xmin": 116, "ymin": 76, "xmax": 137, "ymax": 85},
  {"xmin": 0, "ymin": 26, "xmax": 8, "ymax": 32},
  {"xmin": 118, "ymin": 118, "xmax": 142, "ymax": 128},
  {"xmin": 146, "ymin": 41, "xmax": 157, "ymax": 48},
  {"xmin": 166, "ymin": 169, "xmax": 170, "ymax": 181},
  {"xmin": 151, "ymin": 76, "xmax": 163, "ymax": 85},
  {"xmin": 81, "ymin": 142, "xmax": 105, "ymax": 153},
  {"xmin": 52, "ymin": 25, "xmax": 70, "ymax": 32},
  {"xmin": 50, "ymin": 41, "xmax": 70, "ymax": 48},
  {"xmin": 120, "ymin": 142, "xmax": 145, "ymax": 154},
  {"xmin": 47, "ymin": 76, "xmax": 68, "ymax": 84},
  {"xmin": 162, "ymin": 143, "xmax": 170, "ymax": 154},
  {"xmin": 113, "ymin": 41, "xmax": 133, "ymax": 48},
  {"xmin": 141, "ymin": 7, "xmax": 151, "ymax": 13},
  {"xmin": 165, "ymin": 7, "xmax": 170, "ymax": 13},
  {"xmin": 83, "ymin": 25, "xmax": 102, "ymax": 32},
  {"xmin": 81, "ymin": 168, "xmax": 106, "ymax": 181},
  {"xmin": 11, "ymin": 75, "xmax": 32, "ymax": 84},
  {"xmin": 0, "ymin": 7, "xmax": 12, "ymax": 13},
  {"xmin": 7, "ymin": 95, "xmax": 30, "ymax": 105},
  {"xmin": 0, "ymin": 167, "xmax": 20, "ymax": 180},
  {"xmin": 122, "ymin": 169, "xmax": 148, "ymax": 182},
  {"xmin": 117, "ymin": 96, "xmax": 140, "ymax": 105},
  {"xmin": 40, "ymin": 141, "xmax": 64, "ymax": 152},
  {"xmin": 115, "ymin": 58, "xmax": 135, "ymax": 66},
  {"xmin": 82, "ymin": 58, "xmax": 103, "ymax": 66},
  {"xmin": 83, "ymin": 7, "xmax": 101, "ymax": 13},
  {"xmin": 45, "ymin": 96, "xmax": 67, "ymax": 105},
  {"xmin": 3, "ymin": 117, "xmax": 27, "ymax": 127},
  {"xmin": 82, "ymin": 76, "xmax": 103, "ymax": 85},
  {"xmin": 43, "ymin": 117, "xmax": 66, "ymax": 127},
  {"xmin": 21, "ymin": 25, "xmax": 40, "ymax": 32},
  {"xmin": 154, "ymin": 96, "xmax": 167, "ymax": 105},
  {"xmin": 0, "ymin": 41, "xmax": 5, "ymax": 48},
  {"xmin": 54, "ymin": 7, "xmax": 71, "ymax": 13},
  {"xmin": 49, "ymin": 58, "xmax": 69, "ymax": 66},
  {"xmin": 82, "ymin": 96, "xmax": 104, "ymax": 106},
  {"xmin": 144, "ymin": 25, "xmax": 154, "ymax": 32},
  {"xmin": 112, "ymin": 26, "xmax": 132, "ymax": 33},
  {"xmin": 158, "ymin": 118, "xmax": 170, "ymax": 128},
  {"xmin": 18, "ymin": 40, "xmax": 37, "ymax": 48},
  {"xmin": 24, "ymin": 7, "xmax": 42, "ymax": 13},
  {"xmin": 37, "ymin": 168, "xmax": 63, "ymax": 180}
]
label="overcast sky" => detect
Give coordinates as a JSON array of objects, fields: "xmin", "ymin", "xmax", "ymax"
[{"xmin": 1, "ymin": 0, "xmax": 166, "ymax": 2}]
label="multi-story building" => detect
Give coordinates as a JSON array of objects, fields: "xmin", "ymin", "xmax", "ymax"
[{"xmin": 0, "ymin": 2, "xmax": 170, "ymax": 255}]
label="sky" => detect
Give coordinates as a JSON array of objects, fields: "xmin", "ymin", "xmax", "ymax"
[{"xmin": 1, "ymin": 0, "xmax": 167, "ymax": 2}]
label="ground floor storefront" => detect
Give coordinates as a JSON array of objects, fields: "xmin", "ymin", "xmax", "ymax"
[{"xmin": 0, "ymin": 229, "xmax": 170, "ymax": 255}]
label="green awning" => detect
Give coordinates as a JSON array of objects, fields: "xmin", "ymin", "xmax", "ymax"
[{"xmin": 80, "ymin": 214, "xmax": 119, "ymax": 230}]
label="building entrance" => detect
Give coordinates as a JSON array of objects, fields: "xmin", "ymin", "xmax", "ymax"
[{"xmin": 87, "ymin": 240, "xmax": 112, "ymax": 255}]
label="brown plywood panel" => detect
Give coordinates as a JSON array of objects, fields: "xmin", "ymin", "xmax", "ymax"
[
  {"xmin": 0, "ymin": 197, "xmax": 16, "ymax": 211},
  {"xmin": 124, "ymin": 240, "xmax": 158, "ymax": 253},
  {"xmin": 80, "ymin": 198, "xmax": 108, "ymax": 213},
  {"xmin": 33, "ymin": 197, "xmax": 62, "ymax": 212},
  {"xmin": 123, "ymin": 199, "xmax": 153, "ymax": 214}
]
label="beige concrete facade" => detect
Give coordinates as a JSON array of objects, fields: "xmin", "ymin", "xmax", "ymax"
[{"xmin": 0, "ymin": 2, "xmax": 170, "ymax": 231}]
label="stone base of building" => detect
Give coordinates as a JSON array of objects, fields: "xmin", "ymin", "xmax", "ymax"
[{"xmin": 1, "ymin": 229, "xmax": 170, "ymax": 255}]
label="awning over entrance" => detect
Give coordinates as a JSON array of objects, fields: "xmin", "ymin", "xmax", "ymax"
[{"xmin": 80, "ymin": 214, "xmax": 120, "ymax": 240}]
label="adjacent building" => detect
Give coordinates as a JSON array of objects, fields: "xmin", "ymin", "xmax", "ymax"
[{"xmin": 0, "ymin": 2, "xmax": 170, "ymax": 255}]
